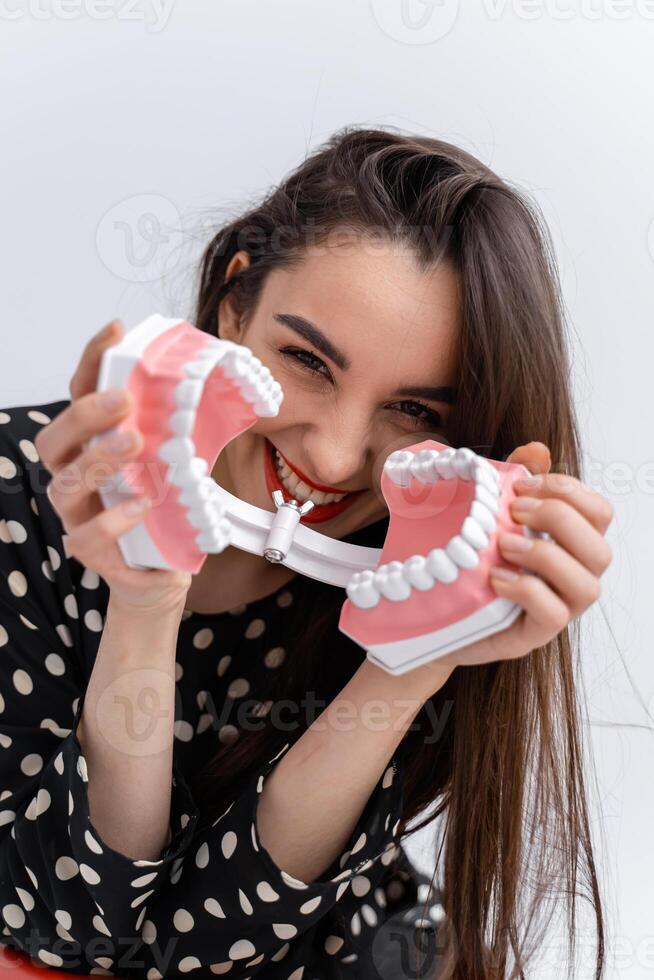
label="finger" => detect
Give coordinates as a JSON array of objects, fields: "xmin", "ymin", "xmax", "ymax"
[
  {"xmin": 488, "ymin": 570, "xmax": 570, "ymax": 655},
  {"xmin": 35, "ymin": 388, "xmax": 133, "ymax": 474},
  {"xmin": 46, "ymin": 426, "xmax": 143, "ymax": 524},
  {"xmin": 497, "ymin": 532, "xmax": 601, "ymax": 619},
  {"xmin": 506, "ymin": 441, "xmax": 551, "ymax": 475},
  {"xmin": 511, "ymin": 471, "xmax": 614, "ymax": 536},
  {"xmin": 509, "ymin": 496, "xmax": 612, "ymax": 578},
  {"xmin": 65, "ymin": 494, "xmax": 151, "ymax": 566},
  {"xmin": 69, "ymin": 320, "xmax": 124, "ymax": 401}
]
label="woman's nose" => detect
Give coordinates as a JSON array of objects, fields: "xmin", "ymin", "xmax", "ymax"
[{"xmin": 302, "ymin": 435, "xmax": 371, "ymax": 492}]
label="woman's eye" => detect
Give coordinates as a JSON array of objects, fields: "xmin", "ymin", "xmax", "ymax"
[
  {"xmin": 280, "ymin": 347, "xmax": 330, "ymax": 378},
  {"xmin": 278, "ymin": 347, "xmax": 443, "ymax": 428}
]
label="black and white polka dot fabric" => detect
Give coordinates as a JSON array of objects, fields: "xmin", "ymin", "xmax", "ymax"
[{"xmin": 0, "ymin": 401, "xmax": 444, "ymax": 979}]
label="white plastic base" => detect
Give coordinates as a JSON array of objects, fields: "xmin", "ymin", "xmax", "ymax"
[{"xmin": 361, "ymin": 596, "xmax": 523, "ymax": 675}]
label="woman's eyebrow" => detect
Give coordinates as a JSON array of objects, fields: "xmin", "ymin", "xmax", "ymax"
[{"xmin": 273, "ymin": 312, "xmax": 457, "ymax": 405}]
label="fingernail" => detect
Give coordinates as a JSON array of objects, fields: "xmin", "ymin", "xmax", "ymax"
[
  {"xmin": 489, "ymin": 566, "xmax": 520, "ymax": 582},
  {"xmin": 500, "ymin": 531, "xmax": 533, "ymax": 552},
  {"xmin": 99, "ymin": 321, "xmax": 117, "ymax": 341},
  {"xmin": 511, "ymin": 496, "xmax": 542, "ymax": 512},
  {"xmin": 100, "ymin": 388, "xmax": 128, "ymax": 411},
  {"xmin": 514, "ymin": 474, "xmax": 543, "ymax": 489},
  {"xmin": 124, "ymin": 496, "xmax": 150, "ymax": 515}
]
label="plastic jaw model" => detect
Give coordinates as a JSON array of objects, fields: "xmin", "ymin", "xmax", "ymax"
[{"xmin": 91, "ymin": 314, "xmax": 544, "ymax": 676}]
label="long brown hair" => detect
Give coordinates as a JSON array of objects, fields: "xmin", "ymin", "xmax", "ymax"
[{"xmin": 187, "ymin": 125, "xmax": 604, "ymax": 979}]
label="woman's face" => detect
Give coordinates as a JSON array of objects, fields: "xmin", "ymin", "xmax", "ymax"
[{"xmin": 212, "ymin": 236, "xmax": 461, "ymax": 541}]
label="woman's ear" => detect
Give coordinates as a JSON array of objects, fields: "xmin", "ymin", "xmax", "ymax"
[{"xmin": 216, "ymin": 250, "xmax": 251, "ymax": 343}]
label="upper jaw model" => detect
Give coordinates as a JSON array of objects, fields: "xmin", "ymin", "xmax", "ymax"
[{"xmin": 90, "ymin": 315, "xmax": 544, "ymax": 675}]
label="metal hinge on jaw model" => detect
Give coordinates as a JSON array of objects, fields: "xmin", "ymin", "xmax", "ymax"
[{"xmin": 263, "ymin": 491, "xmax": 315, "ymax": 563}]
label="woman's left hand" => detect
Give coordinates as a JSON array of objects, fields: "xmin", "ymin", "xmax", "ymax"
[{"xmin": 403, "ymin": 441, "xmax": 615, "ymax": 690}]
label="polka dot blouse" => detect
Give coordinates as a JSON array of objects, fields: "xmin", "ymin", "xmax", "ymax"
[{"xmin": 0, "ymin": 401, "xmax": 444, "ymax": 979}]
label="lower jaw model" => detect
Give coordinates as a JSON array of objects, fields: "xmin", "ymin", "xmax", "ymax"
[{"xmin": 90, "ymin": 315, "xmax": 544, "ymax": 676}]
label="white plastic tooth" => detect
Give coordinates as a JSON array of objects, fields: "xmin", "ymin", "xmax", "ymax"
[
  {"xmin": 374, "ymin": 561, "xmax": 412, "ymax": 601},
  {"xmin": 177, "ymin": 476, "xmax": 221, "ymax": 509},
  {"xmin": 484, "ymin": 460, "xmax": 501, "ymax": 484},
  {"xmin": 346, "ymin": 569, "xmax": 381, "ymax": 609},
  {"xmin": 446, "ymin": 535, "xmax": 480, "ymax": 569},
  {"xmin": 471, "ymin": 499, "xmax": 497, "ymax": 535},
  {"xmin": 239, "ymin": 370, "xmax": 268, "ymax": 403},
  {"xmin": 474, "ymin": 482, "xmax": 500, "ymax": 514},
  {"xmin": 409, "ymin": 449, "xmax": 441, "ymax": 485},
  {"xmin": 216, "ymin": 516, "xmax": 232, "ymax": 538},
  {"xmin": 472, "ymin": 461, "xmax": 500, "ymax": 497},
  {"xmin": 175, "ymin": 379, "xmax": 204, "ymax": 410},
  {"xmin": 425, "ymin": 547, "xmax": 459, "ymax": 583},
  {"xmin": 200, "ymin": 476, "xmax": 225, "ymax": 508},
  {"xmin": 158, "ymin": 436, "xmax": 195, "ymax": 466},
  {"xmin": 403, "ymin": 554, "xmax": 436, "ymax": 591},
  {"xmin": 253, "ymin": 393, "xmax": 281, "ymax": 417},
  {"xmin": 221, "ymin": 348, "xmax": 253, "ymax": 380},
  {"xmin": 383, "ymin": 450, "xmax": 414, "ymax": 487},
  {"xmin": 195, "ymin": 345, "xmax": 221, "ymax": 360},
  {"xmin": 433, "ymin": 447, "xmax": 457, "ymax": 480},
  {"xmin": 168, "ymin": 409, "xmax": 195, "ymax": 437},
  {"xmin": 186, "ymin": 499, "xmax": 221, "ymax": 530},
  {"xmin": 461, "ymin": 515, "xmax": 490, "ymax": 551},
  {"xmin": 196, "ymin": 341, "xmax": 230, "ymax": 361},
  {"xmin": 452, "ymin": 448, "xmax": 477, "ymax": 480},
  {"xmin": 184, "ymin": 358, "xmax": 217, "ymax": 381},
  {"xmin": 168, "ymin": 456, "xmax": 209, "ymax": 487},
  {"xmin": 195, "ymin": 526, "xmax": 230, "ymax": 553}
]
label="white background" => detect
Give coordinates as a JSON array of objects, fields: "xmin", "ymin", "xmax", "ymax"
[{"xmin": 1, "ymin": 2, "xmax": 652, "ymax": 976}]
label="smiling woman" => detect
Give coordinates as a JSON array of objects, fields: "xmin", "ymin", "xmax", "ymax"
[
  {"xmin": 0, "ymin": 124, "xmax": 610, "ymax": 980},
  {"xmin": 183, "ymin": 125, "xmax": 609, "ymax": 978}
]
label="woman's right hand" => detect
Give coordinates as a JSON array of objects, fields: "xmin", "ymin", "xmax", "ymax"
[{"xmin": 34, "ymin": 319, "xmax": 193, "ymax": 613}]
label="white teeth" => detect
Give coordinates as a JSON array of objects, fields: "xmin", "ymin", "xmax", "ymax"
[
  {"xmin": 178, "ymin": 476, "xmax": 221, "ymax": 508},
  {"xmin": 384, "ymin": 450, "xmax": 414, "ymax": 487},
  {"xmin": 425, "ymin": 548, "xmax": 459, "ymax": 583},
  {"xmin": 195, "ymin": 522, "xmax": 231, "ymax": 553},
  {"xmin": 158, "ymin": 436, "xmax": 195, "ymax": 465},
  {"xmin": 460, "ymin": 515, "xmax": 490, "ymax": 551},
  {"xmin": 167, "ymin": 456, "xmax": 209, "ymax": 487},
  {"xmin": 169, "ymin": 409, "xmax": 195, "ymax": 437},
  {"xmin": 452, "ymin": 448, "xmax": 477, "ymax": 480},
  {"xmin": 409, "ymin": 450, "xmax": 440, "ymax": 484},
  {"xmin": 471, "ymin": 499, "xmax": 497, "ymax": 535},
  {"xmin": 445, "ymin": 535, "xmax": 480, "ymax": 569},
  {"xmin": 186, "ymin": 500, "xmax": 222, "ymax": 530},
  {"xmin": 375, "ymin": 560, "xmax": 412, "ymax": 601},
  {"xmin": 474, "ymin": 482, "xmax": 500, "ymax": 514},
  {"xmin": 345, "ymin": 445, "xmax": 510, "ymax": 611},
  {"xmin": 221, "ymin": 350, "xmax": 252, "ymax": 381},
  {"xmin": 273, "ymin": 451, "xmax": 346, "ymax": 504},
  {"xmin": 402, "ymin": 554, "xmax": 435, "ymax": 591},
  {"xmin": 472, "ymin": 461, "xmax": 500, "ymax": 496},
  {"xmin": 161, "ymin": 342, "xmax": 285, "ymax": 550},
  {"xmin": 175, "ymin": 379, "xmax": 204, "ymax": 410},
  {"xmin": 184, "ymin": 358, "xmax": 218, "ymax": 381},
  {"xmin": 433, "ymin": 447, "xmax": 457, "ymax": 480},
  {"xmin": 346, "ymin": 569, "xmax": 381, "ymax": 609}
]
